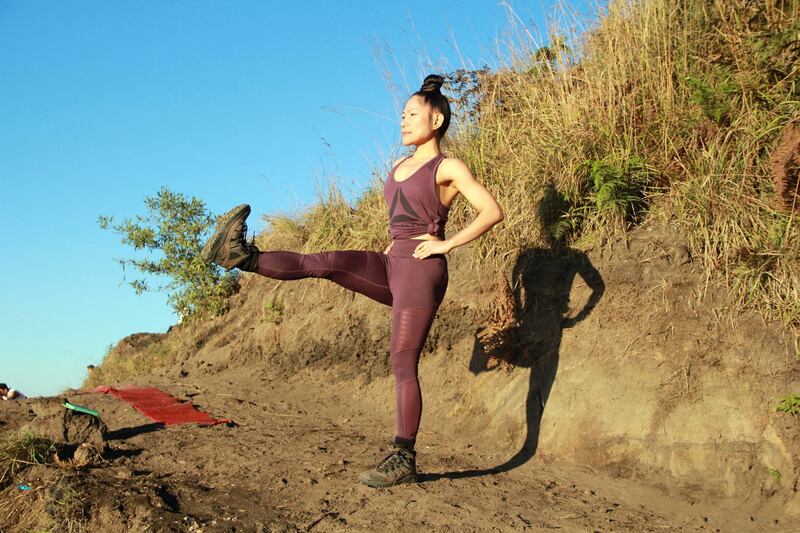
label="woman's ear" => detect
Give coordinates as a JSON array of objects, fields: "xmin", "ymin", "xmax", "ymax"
[{"xmin": 433, "ymin": 112, "xmax": 443, "ymax": 129}]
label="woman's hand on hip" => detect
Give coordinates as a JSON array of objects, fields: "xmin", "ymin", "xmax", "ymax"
[{"xmin": 413, "ymin": 239, "xmax": 452, "ymax": 259}]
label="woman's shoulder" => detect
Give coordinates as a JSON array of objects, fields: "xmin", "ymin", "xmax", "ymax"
[{"xmin": 437, "ymin": 155, "xmax": 470, "ymax": 175}]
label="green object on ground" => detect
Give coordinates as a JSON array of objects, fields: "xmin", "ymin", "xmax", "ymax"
[{"xmin": 63, "ymin": 401, "xmax": 100, "ymax": 418}]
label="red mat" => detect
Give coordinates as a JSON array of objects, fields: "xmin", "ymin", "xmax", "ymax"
[{"xmin": 94, "ymin": 386, "xmax": 232, "ymax": 426}]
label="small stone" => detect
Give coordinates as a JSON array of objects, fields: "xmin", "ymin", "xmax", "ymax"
[
  {"xmin": 672, "ymin": 244, "xmax": 691, "ymax": 265},
  {"xmin": 115, "ymin": 468, "xmax": 133, "ymax": 479}
]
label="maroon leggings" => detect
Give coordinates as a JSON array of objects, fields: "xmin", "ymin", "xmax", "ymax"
[{"xmin": 255, "ymin": 238, "xmax": 448, "ymax": 442}]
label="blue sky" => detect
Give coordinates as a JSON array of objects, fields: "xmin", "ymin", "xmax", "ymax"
[{"xmin": 0, "ymin": 0, "xmax": 597, "ymax": 396}]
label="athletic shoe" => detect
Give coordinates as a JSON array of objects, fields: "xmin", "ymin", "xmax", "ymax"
[
  {"xmin": 358, "ymin": 444, "xmax": 417, "ymax": 488},
  {"xmin": 200, "ymin": 204, "xmax": 258, "ymax": 270}
]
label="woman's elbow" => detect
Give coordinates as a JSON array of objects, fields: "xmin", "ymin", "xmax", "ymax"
[
  {"xmin": 478, "ymin": 204, "xmax": 504, "ymax": 224},
  {"xmin": 493, "ymin": 206, "xmax": 505, "ymax": 224}
]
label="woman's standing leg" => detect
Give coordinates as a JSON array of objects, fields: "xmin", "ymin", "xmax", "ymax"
[
  {"xmin": 389, "ymin": 305, "xmax": 440, "ymax": 446},
  {"xmin": 359, "ymin": 247, "xmax": 448, "ymax": 488},
  {"xmin": 358, "ymin": 305, "xmax": 440, "ymax": 489}
]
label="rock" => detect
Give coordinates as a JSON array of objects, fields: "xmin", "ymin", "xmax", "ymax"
[
  {"xmin": 30, "ymin": 397, "xmax": 66, "ymax": 419},
  {"xmin": 23, "ymin": 398, "xmax": 108, "ymax": 445},
  {"xmin": 72, "ymin": 443, "xmax": 103, "ymax": 465},
  {"xmin": 671, "ymin": 244, "xmax": 691, "ymax": 265}
]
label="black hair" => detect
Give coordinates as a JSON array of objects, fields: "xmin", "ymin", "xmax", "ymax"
[
  {"xmin": 0, "ymin": 383, "xmax": 6, "ymax": 390},
  {"xmin": 412, "ymin": 74, "xmax": 451, "ymax": 140}
]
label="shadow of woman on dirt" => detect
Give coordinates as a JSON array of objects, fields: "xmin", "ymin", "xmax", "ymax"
[{"xmin": 420, "ymin": 215, "xmax": 605, "ymax": 482}]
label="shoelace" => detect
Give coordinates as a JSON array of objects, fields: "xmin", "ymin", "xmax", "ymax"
[
  {"xmin": 376, "ymin": 450, "xmax": 413, "ymax": 475},
  {"xmin": 237, "ymin": 221, "xmax": 256, "ymax": 252},
  {"xmin": 239, "ymin": 221, "xmax": 249, "ymax": 245}
]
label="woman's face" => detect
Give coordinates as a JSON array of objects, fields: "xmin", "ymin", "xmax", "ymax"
[{"xmin": 400, "ymin": 95, "xmax": 441, "ymax": 146}]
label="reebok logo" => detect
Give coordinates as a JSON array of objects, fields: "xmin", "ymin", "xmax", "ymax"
[{"xmin": 388, "ymin": 188, "xmax": 422, "ymax": 225}]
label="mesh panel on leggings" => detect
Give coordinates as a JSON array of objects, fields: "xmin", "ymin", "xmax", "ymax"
[{"xmin": 391, "ymin": 306, "xmax": 438, "ymax": 440}]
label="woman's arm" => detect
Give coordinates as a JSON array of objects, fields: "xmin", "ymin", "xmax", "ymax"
[
  {"xmin": 412, "ymin": 158, "xmax": 504, "ymax": 259},
  {"xmin": 442, "ymin": 158, "xmax": 504, "ymax": 250}
]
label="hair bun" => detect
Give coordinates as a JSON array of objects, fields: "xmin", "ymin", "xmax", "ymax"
[{"xmin": 420, "ymin": 74, "xmax": 444, "ymax": 93}]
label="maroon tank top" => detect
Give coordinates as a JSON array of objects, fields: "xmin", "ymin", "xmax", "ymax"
[{"xmin": 384, "ymin": 154, "xmax": 450, "ymax": 240}]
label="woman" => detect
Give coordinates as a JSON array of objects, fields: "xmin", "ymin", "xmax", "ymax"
[{"xmin": 201, "ymin": 74, "xmax": 504, "ymax": 488}]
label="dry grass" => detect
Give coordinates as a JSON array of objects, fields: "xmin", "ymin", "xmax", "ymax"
[
  {"xmin": 83, "ymin": 336, "xmax": 176, "ymax": 388},
  {"xmin": 258, "ymin": 173, "xmax": 391, "ymax": 254},
  {"xmin": 0, "ymin": 486, "xmax": 49, "ymax": 532},
  {"xmin": 258, "ymin": 0, "xmax": 799, "ymax": 334},
  {"xmin": 0, "ymin": 475, "xmax": 87, "ymax": 533},
  {"xmin": 0, "ymin": 431, "xmax": 60, "ymax": 531}
]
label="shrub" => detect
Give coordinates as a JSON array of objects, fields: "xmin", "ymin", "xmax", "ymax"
[{"xmin": 99, "ymin": 187, "xmax": 239, "ymax": 319}]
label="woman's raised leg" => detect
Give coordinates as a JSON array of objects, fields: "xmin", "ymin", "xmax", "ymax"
[
  {"xmin": 255, "ymin": 250, "xmax": 393, "ymax": 307},
  {"xmin": 201, "ymin": 204, "xmax": 393, "ymax": 307}
]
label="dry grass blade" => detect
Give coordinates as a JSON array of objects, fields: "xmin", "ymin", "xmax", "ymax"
[
  {"xmin": 477, "ymin": 271, "xmax": 521, "ymax": 369},
  {"xmin": 769, "ymin": 122, "xmax": 800, "ymax": 213},
  {"xmin": 0, "ymin": 486, "xmax": 48, "ymax": 532}
]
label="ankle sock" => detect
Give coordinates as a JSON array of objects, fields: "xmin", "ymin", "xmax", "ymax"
[
  {"xmin": 393, "ymin": 436, "xmax": 416, "ymax": 452},
  {"xmin": 238, "ymin": 251, "xmax": 260, "ymax": 272}
]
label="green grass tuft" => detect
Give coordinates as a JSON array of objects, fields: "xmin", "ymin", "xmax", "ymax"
[
  {"xmin": 775, "ymin": 394, "xmax": 800, "ymax": 415},
  {"xmin": 0, "ymin": 431, "xmax": 57, "ymax": 488}
]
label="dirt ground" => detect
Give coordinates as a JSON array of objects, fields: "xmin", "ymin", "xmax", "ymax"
[
  {"xmin": 2, "ymin": 223, "xmax": 798, "ymax": 531},
  {"xmin": 2, "ymin": 366, "xmax": 793, "ymax": 533}
]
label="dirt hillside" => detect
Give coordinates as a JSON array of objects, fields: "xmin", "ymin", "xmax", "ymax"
[{"xmin": 1, "ymin": 223, "xmax": 798, "ymax": 532}]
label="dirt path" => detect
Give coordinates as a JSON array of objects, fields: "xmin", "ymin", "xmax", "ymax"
[{"xmin": 10, "ymin": 365, "xmax": 780, "ymax": 532}]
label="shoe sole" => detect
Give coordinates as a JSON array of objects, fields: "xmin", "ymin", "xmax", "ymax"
[
  {"xmin": 357, "ymin": 472, "xmax": 418, "ymax": 488},
  {"xmin": 200, "ymin": 204, "xmax": 251, "ymax": 266}
]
